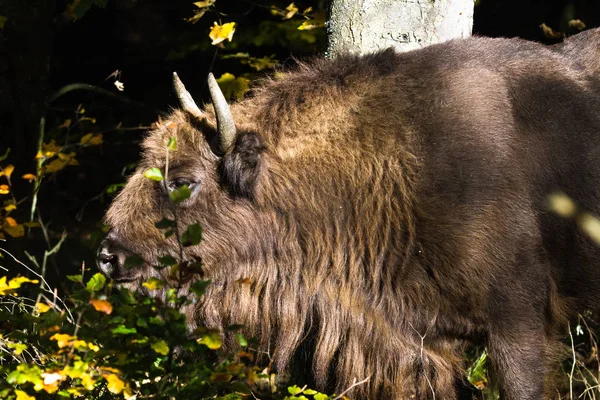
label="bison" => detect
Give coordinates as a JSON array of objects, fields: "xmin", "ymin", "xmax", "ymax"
[{"xmin": 98, "ymin": 28, "xmax": 600, "ymax": 399}]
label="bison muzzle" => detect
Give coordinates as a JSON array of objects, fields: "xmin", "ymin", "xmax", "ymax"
[{"xmin": 98, "ymin": 28, "xmax": 600, "ymax": 399}]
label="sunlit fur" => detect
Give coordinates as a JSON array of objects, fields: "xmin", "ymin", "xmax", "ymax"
[{"xmin": 104, "ymin": 29, "xmax": 600, "ymax": 399}]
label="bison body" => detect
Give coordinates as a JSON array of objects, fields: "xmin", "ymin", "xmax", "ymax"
[{"xmin": 99, "ymin": 29, "xmax": 600, "ymax": 399}]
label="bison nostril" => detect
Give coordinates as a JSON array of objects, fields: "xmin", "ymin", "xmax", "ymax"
[{"xmin": 97, "ymin": 250, "xmax": 118, "ymax": 277}]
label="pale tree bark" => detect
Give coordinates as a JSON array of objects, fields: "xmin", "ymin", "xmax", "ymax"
[{"xmin": 327, "ymin": 0, "xmax": 475, "ymax": 57}]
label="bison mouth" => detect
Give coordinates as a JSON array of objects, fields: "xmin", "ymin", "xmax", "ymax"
[{"xmin": 96, "ymin": 233, "xmax": 150, "ymax": 283}]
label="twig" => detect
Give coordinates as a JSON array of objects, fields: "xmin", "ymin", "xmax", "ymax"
[
  {"xmin": 0, "ymin": 247, "xmax": 74, "ymax": 323},
  {"xmin": 333, "ymin": 376, "xmax": 371, "ymax": 400},
  {"xmin": 569, "ymin": 322, "xmax": 577, "ymax": 400},
  {"xmin": 409, "ymin": 321, "xmax": 435, "ymax": 400}
]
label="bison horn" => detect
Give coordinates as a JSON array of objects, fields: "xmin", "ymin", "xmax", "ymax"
[
  {"xmin": 173, "ymin": 72, "xmax": 204, "ymax": 119},
  {"xmin": 207, "ymin": 72, "xmax": 237, "ymax": 152}
]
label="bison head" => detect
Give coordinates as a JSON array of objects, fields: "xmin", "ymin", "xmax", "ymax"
[{"xmin": 98, "ymin": 72, "xmax": 275, "ymax": 306}]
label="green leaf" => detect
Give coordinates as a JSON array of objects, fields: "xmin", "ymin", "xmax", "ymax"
[
  {"xmin": 151, "ymin": 340, "xmax": 170, "ymax": 355},
  {"xmin": 144, "ymin": 167, "xmax": 163, "ymax": 181},
  {"xmin": 167, "ymin": 136, "xmax": 177, "ymax": 151},
  {"xmin": 66, "ymin": 274, "xmax": 83, "ymax": 283},
  {"xmin": 166, "ymin": 288, "xmax": 178, "ymax": 303},
  {"xmin": 215, "ymin": 73, "xmax": 250, "ymax": 101},
  {"xmin": 157, "ymin": 255, "xmax": 178, "ymax": 266},
  {"xmin": 106, "ymin": 183, "xmax": 125, "ymax": 195},
  {"xmin": 86, "ymin": 273, "xmax": 106, "ymax": 292},
  {"xmin": 314, "ymin": 393, "xmax": 329, "ymax": 400},
  {"xmin": 142, "ymin": 278, "xmax": 164, "ymax": 290},
  {"xmin": 0, "ymin": 148, "xmax": 10, "ymax": 162},
  {"xmin": 169, "ymin": 185, "xmax": 191, "ymax": 203},
  {"xmin": 304, "ymin": 389, "xmax": 317, "ymax": 395},
  {"xmin": 198, "ymin": 330, "xmax": 221, "ymax": 350},
  {"xmin": 149, "ymin": 316, "xmax": 165, "ymax": 326},
  {"xmin": 235, "ymin": 333, "xmax": 247, "ymax": 347},
  {"xmin": 288, "ymin": 385, "xmax": 303, "ymax": 395},
  {"xmin": 0, "ymin": 16, "xmax": 7, "ymax": 29},
  {"xmin": 182, "ymin": 223, "xmax": 202, "ymax": 246},
  {"xmin": 111, "ymin": 325, "xmax": 137, "ymax": 335},
  {"xmin": 164, "ymin": 230, "xmax": 174, "ymax": 238},
  {"xmin": 190, "ymin": 279, "xmax": 211, "ymax": 297},
  {"xmin": 155, "ymin": 218, "xmax": 175, "ymax": 229},
  {"xmin": 124, "ymin": 254, "xmax": 144, "ymax": 269}
]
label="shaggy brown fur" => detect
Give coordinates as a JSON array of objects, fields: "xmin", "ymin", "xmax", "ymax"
[{"xmin": 99, "ymin": 29, "xmax": 600, "ymax": 399}]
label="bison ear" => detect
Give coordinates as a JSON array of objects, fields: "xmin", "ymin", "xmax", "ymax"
[{"xmin": 220, "ymin": 131, "xmax": 266, "ymax": 199}]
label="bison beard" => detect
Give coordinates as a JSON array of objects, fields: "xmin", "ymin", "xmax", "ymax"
[{"xmin": 98, "ymin": 29, "xmax": 600, "ymax": 399}]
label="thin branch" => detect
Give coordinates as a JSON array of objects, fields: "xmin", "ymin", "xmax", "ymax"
[
  {"xmin": 569, "ymin": 322, "xmax": 577, "ymax": 400},
  {"xmin": 0, "ymin": 247, "xmax": 74, "ymax": 323},
  {"xmin": 333, "ymin": 376, "xmax": 371, "ymax": 400}
]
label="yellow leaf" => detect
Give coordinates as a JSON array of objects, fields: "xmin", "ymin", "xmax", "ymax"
[
  {"xmin": 194, "ymin": 0, "xmax": 215, "ymax": 7},
  {"xmin": 89, "ymin": 133, "xmax": 103, "ymax": 145},
  {"xmin": 5, "ymin": 216, "xmax": 17, "ymax": 226},
  {"xmin": 540, "ymin": 23, "xmax": 563, "ymax": 39},
  {"xmin": 21, "ymin": 173, "xmax": 36, "ymax": 182},
  {"xmin": 298, "ymin": 19, "xmax": 324, "ymax": 30},
  {"xmin": 151, "ymin": 340, "xmax": 170, "ymax": 355},
  {"xmin": 0, "ymin": 184, "xmax": 9, "ymax": 194},
  {"xmin": 4, "ymin": 204, "xmax": 16, "ymax": 211},
  {"xmin": 2, "ymin": 164, "xmax": 14, "ymax": 178},
  {"xmin": 80, "ymin": 133, "xmax": 93, "ymax": 144},
  {"xmin": 66, "ymin": 388, "xmax": 82, "ymax": 396},
  {"xmin": 4, "ymin": 224, "xmax": 25, "ymax": 238},
  {"xmin": 35, "ymin": 151, "xmax": 44, "ymax": 159},
  {"xmin": 42, "ymin": 382, "xmax": 59, "ymax": 394},
  {"xmin": 123, "ymin": 384, "xmax": 135, "ymax": 400},
  {"xmin": 81, "ymin": 374, "xmax": 96, "ymax": 390},
  {"xmin": 58, "ymin": 119, "xmax": 72, "ymax": 129},
  {"xmin": 50, "ymin": 333, "xmax": 76, "ymax": 348},
  {"xmin": 90, "ymin": 299, "xmax": 113, "ymax": 314},
  {"xmin": 0, "ymin": 276, "xmax": 38, "ymax": 296},
  {"xmin": 198, "ymin": 330, "xmax": 222, "ymax": 349},
  {"xmin": 8, "ymin": 276, "xmax": 38, "ymax": 289},
  {"xmin": 42, "ymin": 140, "xmax": 62, "ymax": 154},
  {"xmin": 58, "ymin": 152, "xmax": 75, "ymax": 161},
  {"xmin": 41, "ymin": 153, "xmax": 77, "ymax": 174},
  {"xmin": 42, "ymin": 371, "xmax": 65, "ymax": 385},
  {"xmin": 15, "ymin": 390, "xmax": 35, "ymax": 400},
  {"xmin": 215, "ymin": 73, "xmax": 249, "ymax": 100},
  {"xmin": 282, "ymin": 3, "xmax": 298, "ymax": 20},
  {"xmin": 88, "ymin": 342, "xmax": 100, "ymax": 352},
  {"xmin": 40, "ymin": 325, "xmax": 60, "ymax": 336},
  {"xmin": 73, "ymin": 340, "xmax": 88, "ymax": 350},
  {"xmin": 104, "ymin": 374, "xmax": 125, "ymax": 394},
  {"xmin": 142, "ymin": 278, "xmax": 164, "ymax": 290},
  {"xmin": 36, "ymin": 302, "xmax": 51, "ymax": 313},
  {"xmin": 209, "ymin": 22, "xmax": 236, "ymax": 45},
  {"xmin": 10, "ymin": 343, "xmax": 27, "ymax": 355}
]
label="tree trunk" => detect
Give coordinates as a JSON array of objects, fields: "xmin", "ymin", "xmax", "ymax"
[{"xmin": 327, "ymin": 0, "xmax": 474, "ymax": 57}]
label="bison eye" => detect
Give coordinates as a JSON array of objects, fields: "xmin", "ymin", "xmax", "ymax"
[{"xmin": 167, "ymin": 178, "xmax": 197, "ymax": 193}]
